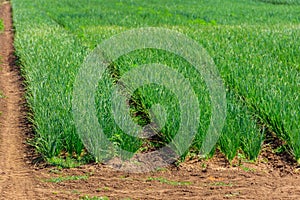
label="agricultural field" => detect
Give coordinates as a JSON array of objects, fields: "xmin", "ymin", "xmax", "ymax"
[
  {"xmin": 12, "ymin": 0, "xmax": 300, "ymax": 165},
  {"xmin": 1, "ymin": 0, "xmax": 299, "ymax": 198}
]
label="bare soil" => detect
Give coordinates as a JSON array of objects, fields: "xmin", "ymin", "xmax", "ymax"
[{"xmin": 1, "ymin": 1, "xmax": 300, "ymax": 200}]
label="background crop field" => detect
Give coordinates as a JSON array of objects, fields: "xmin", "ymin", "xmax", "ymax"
[{"xmin": 11, "ymin": 0, "xmax": 300, "ymax": 165}]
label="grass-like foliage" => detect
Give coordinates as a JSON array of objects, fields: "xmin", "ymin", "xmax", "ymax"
[
  {"xmin": 44, "ymin": 175, "xmax": 89, "ymax": 183},
  {"xmin": 0, "ymin": 90, "xmax": 4, "ymax": 98},
  {"xmin": 80, "ymin": 196, "xmax": 109, "ymax": 200},
  {"xmin": 257, "ymin": 0, "xmax": 300, "ymax": 5},
  {"xmin": 147, "ymin": 177, "xmax": 192, "ymax": 186},
  {"xmin": 11, "ymin": 0, "xmax": 300, "ymax": 164},
  {"xmin": 0, "ymin": 19, "xmax": 4, "ymax": 32}
]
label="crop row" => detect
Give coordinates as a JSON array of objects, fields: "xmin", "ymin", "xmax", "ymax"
[{"xmin": 12, "ymin": 0, "xmax": 299, "ymax": 164}]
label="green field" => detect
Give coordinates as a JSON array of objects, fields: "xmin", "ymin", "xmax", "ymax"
[{"xmin": 11, "ymin": 0, "xmax": 300, "ymax": 164}]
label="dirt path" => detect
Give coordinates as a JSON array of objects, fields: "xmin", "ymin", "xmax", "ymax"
[
  {"xmin": 1, "ymin": 1, "xmax": 300, "ymax": 200},
  {"xmin": 0, "ymin": 2, "xmax": 37, "ymax": 199}
]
